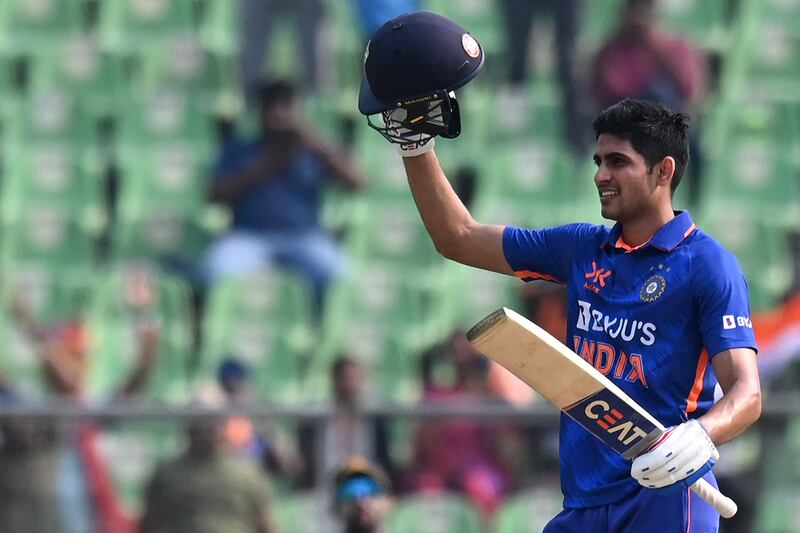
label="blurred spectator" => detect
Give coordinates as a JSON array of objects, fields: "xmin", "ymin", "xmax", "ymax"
[
  {"xmin": 589, "ymin": 0, "xmax": 708, "ymax": 203},
  {"xmin": 299, "ymin": 357, "xmax": 394, "ymax": 488},
  {"xmin": 0, "ymin": 386, "xmax": 63, "ymax": 533},
  {"xmin": 5, "ymin": 270, "xmax": 162, "ymax": 533},
  {"xmin": 215, "ymin": 357, "xmax": 303, "ymax": 480},
  {"xmin": 498, "ymin": 0, "xmax": 586, "ymax": 152},
  {"xmin": 240, "ymin": 0, "xmax": 325, "ymax": 100},
  {"xmin": 204, "ymin": 80, "xmax": 363, "ymax": 309},
  {"xmin": 350, "ymin": 0, "xmax": 421, "ymax": 39},
  {"xmin": 139, "ymin": 415, "xmax": 274, "ymax": 533},
  {"xmin": 332, "ymin": 457, "xmax": 394, "ymax": 533},
  {"xmin": 404, "ymin": 332, "xmax": 522, "ymax": 515}
]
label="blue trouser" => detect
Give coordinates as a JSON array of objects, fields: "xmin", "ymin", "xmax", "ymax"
[{"xmin": 545, "ymin": 475, "xmax": 720, "ymax": 533}]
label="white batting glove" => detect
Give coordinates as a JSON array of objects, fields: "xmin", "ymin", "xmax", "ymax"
[
  {"xmin": 631, "ymin": 420, "xmax": 719, "ymax": 492},
  {"xmin": 395, "ymin": 137, "xmax": 435, "ymax": 157}
]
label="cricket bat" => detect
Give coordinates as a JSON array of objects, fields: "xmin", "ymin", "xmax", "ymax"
[{"xmin": 466, "ymin": 307, "xmax": 737, "ymax": 518}]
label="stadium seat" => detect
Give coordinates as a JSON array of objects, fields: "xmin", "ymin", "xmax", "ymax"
[
  {"xmin": 98, "ymin": 0, "xmax": 196, "ymax": 53},
  {"xmin": 272, "ymin": 491, "xmax": 338, "ymax": 533},
  {"xmin": 0, "ymin": 0, "xmax": 86, "ymax": 53},
  {"xmin": 0, "ymin": 203, "xmax": 97, "ymax": 273},
  {"xmin": 110, "ymin": 207, "xmax": 210, "ymax": 264},
  {"xmin": 115, "ymin": 88, "xmax": 214, "ymax": 147},
  {"xmin": 85, "ymin": 265, "xmax": 194, "ymax": 401},
  {"xmin": 200, "ymin": 269, "xmax": 316, "ymax": 404},
  {"xmin": 5, "ymin": 89, "xmax": 95, "ymax": 146},
  {"xmin": 198, "ymin": 0, "xmax": 238, "ymax": 57},
  {"xmin": 115, "ymin": 142, "xmax": 211, "ymax": 213},
  {"xmin": 27, "ymin": 35, "xmax": 129, "ymax": 119},
  {"xmin": 493, "ymin": 486, "xmax": 564, "ymax": 533},
  {"xmin": 660, "ymin": 0, "xmax": 731, "ymax": 51},
  {"xmin": 387, "ymin": 492, "xmax": 483, "ymax": 533},
  {"xmin": 136, "ymin": 36, "xmax": 235, "ymax": 104},
  {"xmin": 2, "ymin": 142, "xmax": 103, "ymax": 216},
  {"xmin": 423, "ymin": 0, "xmax": 503, "ymax": 55}
]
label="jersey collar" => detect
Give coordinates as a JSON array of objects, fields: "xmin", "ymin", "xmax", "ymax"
[{"xmin": 604, "ymin": 210, "xmax": 697, "ymax": 253}]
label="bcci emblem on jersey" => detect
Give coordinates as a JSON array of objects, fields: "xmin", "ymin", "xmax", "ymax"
[{"xmin": 640, "ymin": 274, "xmax": 666, "ymax": 302}]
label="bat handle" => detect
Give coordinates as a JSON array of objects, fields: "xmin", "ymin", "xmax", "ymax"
[{"xmin": 690, "ymin": 478, "xmax": 738, "ymax": 518}]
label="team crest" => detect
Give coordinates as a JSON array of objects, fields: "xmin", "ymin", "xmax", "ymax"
[{"xmin": 640, "ymin": 274, "xmax": 666, "ymax": 303}]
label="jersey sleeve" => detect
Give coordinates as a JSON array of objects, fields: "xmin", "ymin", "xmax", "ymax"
[
  {"xmin": 693, "ymin": 247, "xmax": 758, "ymax": 358},
  {"xmin": 503, "ymin": 223, "xmax": 601, "ymax": 284}
]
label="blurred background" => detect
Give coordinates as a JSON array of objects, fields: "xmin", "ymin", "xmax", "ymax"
[{"xmin": 0, "ymin": 0, "xmax": 797, "ymax": 532}]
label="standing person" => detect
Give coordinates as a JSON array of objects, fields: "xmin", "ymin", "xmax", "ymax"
[
  {"xmin": 139, "ymin": 415, "xmax": 274, "ymax": 533},
  {"xmin": 358, "ymin": 12, "xmax": 761, "ymax": 532},
  {"xmin": 589, "ymin": 0, "xmax": 708, "ymax": 203},
  {"xmin": 497, "ymin": 0, "xmax": 586, "ymax": 153},
  {"xmin": 204, "ymin": 80, "xmax": 363, "ymax": 307}
]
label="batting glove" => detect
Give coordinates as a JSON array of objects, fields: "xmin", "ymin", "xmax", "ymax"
[{"xmin": 631, "ymin": 420, "xmax": 719, "ymax": 493}]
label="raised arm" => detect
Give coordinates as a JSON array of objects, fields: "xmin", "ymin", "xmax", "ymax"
[{"xmin": 402, "ymin": 150, "xmax": 512, "ymax": 275}]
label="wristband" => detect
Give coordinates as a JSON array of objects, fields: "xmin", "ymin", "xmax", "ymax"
[{"xmin": 395, "ymin": 138, "xmax": 435, "ymax": 157}]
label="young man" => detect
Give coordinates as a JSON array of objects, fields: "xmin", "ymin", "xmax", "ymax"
[{"xmin": 357, "ymin": 13, "xmax": 761, "ymax": 531}]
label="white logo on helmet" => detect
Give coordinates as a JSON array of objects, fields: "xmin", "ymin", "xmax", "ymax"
[
  {"xmin": 462, "ymin": 34, "xmax": 480, "ymax": 58},
  {"xmin": 364, "ymin": 41, "xmax": 370, "ymax": 66}
]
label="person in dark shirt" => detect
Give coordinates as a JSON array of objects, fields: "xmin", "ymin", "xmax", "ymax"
[{"xmin": 204, "ymin": 80, "xmax": 362, "ymax": 304}]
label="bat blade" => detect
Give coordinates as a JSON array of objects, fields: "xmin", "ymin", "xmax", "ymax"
[{"xmin": 467, "ymin": 307, "xmax": 738, "ymax": 518}]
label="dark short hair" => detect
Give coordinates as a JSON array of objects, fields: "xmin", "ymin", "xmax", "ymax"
[
  {"xmin": 593, "ymin": 99, "xmax": 690, "ymax": 194},
  {"xmin": 257, "ymin": 79, "xmax": 297, "ymax": 110},
  {"xmin": 332, "ymin": 355, "xmax": 358, "ymax": 379}
]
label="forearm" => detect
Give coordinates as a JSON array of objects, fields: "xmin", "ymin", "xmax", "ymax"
[
  {"xmin": 403, "ymin": 151, "xmax": 475, "ymax": 258},
  {"xmin": 698, "ymin": 379, "xmax": 761, "ymax": 445},
  {"xmin": 208, "ymin": 158, "xmax": 277, "ymax": 203}
]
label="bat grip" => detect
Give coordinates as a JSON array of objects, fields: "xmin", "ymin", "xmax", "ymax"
[{"xmin": 690, "ymin": 478, "xmax": 738, "ymax": 518}]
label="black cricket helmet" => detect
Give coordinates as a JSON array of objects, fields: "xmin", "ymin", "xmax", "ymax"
[{"xmin": 358, "ymin": 11, "xmax": 485, "ymax": 145}]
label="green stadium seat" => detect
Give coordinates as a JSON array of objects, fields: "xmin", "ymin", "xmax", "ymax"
[
  {"xmin": 2, "ymin": 142, "xmax": 103, "ymax": 215},
  {"xmin": 272, "ymin": 491, "xmax": 337, "ymax": 533},
  {"xmin": 98, "ymin": 0, "xmax": 196, "ymax": 53},
  {"xmin": 98, "ymin": 422, "xmax": 186, "ymax": 513},
  {"xmin": 0, "ymin": 0, "xmax": 86, "ymax": 53},
  {"xmin": 136, "ymin": 36, "xmax": 234, "ymax": 104},
  {"xmin": 493, "ymin": 486, "xmax": 564, "ymax": 533},
  {"xmin": 111, "ymin": 207, "xmax": 210, "ymax": 263},
  {"xmin": 660, "ymin": 0, "xmax": 731, "ymax": 51},
  {"xmin": 5, "ymin": 89, "xmax": 95, "ymax": 146},
  {"xmin": 200, "ymin": 269, "xmax": 316, "ymax": 404},
  {"xmin": 85, "ymin": 265, "xmax": 194, "ymax": 401},
  {"xmin": 316, "ymin": 264, "xmax": 435, "ymax": 403},
  {"xmin": 199, "ymin": 0, "xmax": 238, "ymax": 57},
  {"xmin": 744, "ymin": 21, "xmax": 800, "ymax": 100},
  {"xmin": 756, "ymin": 416, "xmax": 800, "ymax": 532},
  {"xmin": 423, "ymin": 0, "xmax": 503, "ymax": 55},
  {"xmin": 27, "ymin": 36, "xmax": 129, "ymax": 119},
  {"xmin": 387, "ymin": 493, "xmax": 483, "ymax": 533},
  {"xmin": 352, "ymin": 197, "xmax": 443, "ymax": 273},
  {"xmin": 0, "ymin": 202, "xmax": 96, "ymax": 272},
  {"xmin": 115, "ymin": 88, "xmax": 214, "ymax": 147},
  {"xmin": 115, "ymin": 142, "xmax": 211, "ymax": 214},
  {"xmin": 477, "ymin": 141, "xmax": 581, "ymax": 226}
]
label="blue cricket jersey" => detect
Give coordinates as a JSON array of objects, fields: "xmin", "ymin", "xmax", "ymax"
[{"xmin": 502, "ymin": 211, "xmax": 757, "ymax": 508}]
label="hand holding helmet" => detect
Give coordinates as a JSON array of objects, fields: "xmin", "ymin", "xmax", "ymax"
[{"xmin": 358, "ymin": 12, "xmax": 484, "ymax": 155}]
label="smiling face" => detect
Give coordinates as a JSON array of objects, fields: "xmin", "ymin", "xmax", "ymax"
[{"xmin": 593, "ymin": 134, "xmax": 673, "ymax": 223}]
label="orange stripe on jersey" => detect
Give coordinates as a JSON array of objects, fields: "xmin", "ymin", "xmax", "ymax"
[
  {"xmin": 686, "ymin": 349, "xmax": 709, "ymax": 414},
  {"xmin": 683, "ymin": 223, "xmax": 697, "ymax": 238},
  {"xmin": 514, "ymin": 270, "xmax": 561, "ymax": 283},
  {"xmin": 614, "ymin": 236, "xmax": 651, "ymax": 252}
]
